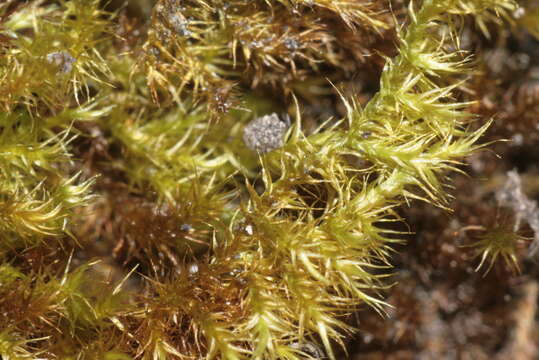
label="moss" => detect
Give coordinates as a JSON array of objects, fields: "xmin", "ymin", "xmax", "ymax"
[{"xmin": 0, "ymin": 0, "xmax": 533, "ymax": 359}]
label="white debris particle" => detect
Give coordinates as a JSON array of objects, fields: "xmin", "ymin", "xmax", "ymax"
[
  {"xmin": 188, "ymin": 263, "xmax": 199, "ymax": 274},
  {"xmin": 243, "ymin": 113, "xmax": 288, "ymax": 154},
  {"xmin": 46, "ymin": 51, "xmax": 76, "ymax": 73},
  {"xmin": 496, "ymin": 170, "xmax": 539, "ymax": 255}
]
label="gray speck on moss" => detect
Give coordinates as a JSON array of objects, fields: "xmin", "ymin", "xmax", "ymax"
[
  {"xmin": 46, "ymin": 51, "xmax": 76, "ymax": 73},
  {"xmin": 243, "ymin": 113, "xmax": 288, "ymax": 154},
  {"xmin": 166, "ymin": 12, "xmax": 191, "ymax": 36}
]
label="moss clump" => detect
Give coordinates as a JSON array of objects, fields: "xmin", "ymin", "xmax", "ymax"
[{"xmin": 0, "ymin": 0, "xmax": 532, "ymax": 359}]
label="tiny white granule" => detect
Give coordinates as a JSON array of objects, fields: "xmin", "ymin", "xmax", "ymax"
[{"xmin": 243, "ymin": 113, "xmax": 288, "ymax": 154}]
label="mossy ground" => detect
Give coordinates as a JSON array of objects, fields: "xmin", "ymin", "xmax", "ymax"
[{"xmin": 2, "ymin": 0, "xmax": 539, "ymax": 359}]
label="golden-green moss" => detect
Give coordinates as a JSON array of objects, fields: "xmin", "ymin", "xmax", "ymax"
[{"xmin": 0, "ymin": 0, "xmax": 527, "ymax": 359}]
